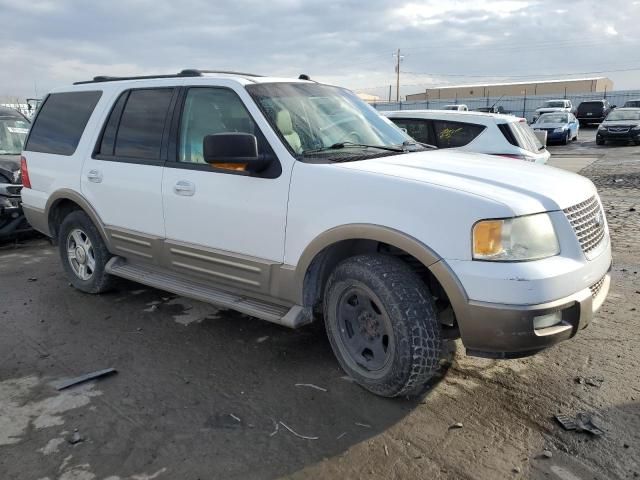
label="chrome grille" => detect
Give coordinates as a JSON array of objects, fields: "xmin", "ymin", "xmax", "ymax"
[
  {"xmin": 589, "ymin": 275, "xmax": 606, "ymax": 298},
  {"xmin": 563, "ymin": 196, "xmax": 606, "ymax": 255}
]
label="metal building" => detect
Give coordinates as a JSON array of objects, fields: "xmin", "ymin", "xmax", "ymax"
[{"xmin": 406, "ymin": 77, "xmax": 614, "ymax": 102}]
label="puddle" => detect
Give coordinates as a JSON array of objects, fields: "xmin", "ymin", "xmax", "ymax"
[{"xmin": 0, "ymin": 375, "xmax": 102, "ymax": 446}]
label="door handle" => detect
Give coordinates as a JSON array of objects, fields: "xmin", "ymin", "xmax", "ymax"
[
  {"xmin": 173, "ymin": 180, "xmax": 195, "ymax": 196},
  {"xmin": 87, "ymin": 169, "xmax": 103, "ymax": 183}
]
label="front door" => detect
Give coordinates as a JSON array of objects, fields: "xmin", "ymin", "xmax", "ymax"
[{"xmin": 161, "ymin": 86, "xmax": 291, "ymax": 294}]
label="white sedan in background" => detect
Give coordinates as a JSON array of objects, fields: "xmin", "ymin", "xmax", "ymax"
[{"xmin": 383, "ymin": 110, "xmax": 550, "ymax": 164}]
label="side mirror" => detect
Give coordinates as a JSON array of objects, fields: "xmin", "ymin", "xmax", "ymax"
[
  {"xmin": 611, "ymin": 105, "xmax": 617, "ymax": 109},
  {"xmin": 203, "ymin": 133, "xmax": 269, "ymax": 172}
]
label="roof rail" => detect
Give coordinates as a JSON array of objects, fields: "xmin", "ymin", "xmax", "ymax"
[
  {"xmin": 73, "ymin": 69, "xmax": 264, "ymax": 85},
  {"xmin": 179, "ymin": 69, "xmax": 263, "ymax": 78}
]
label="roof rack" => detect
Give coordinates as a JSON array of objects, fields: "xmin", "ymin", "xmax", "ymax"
[{"xmin": 73, "ymin": 69, "xmax": 263, "ymax": 85}]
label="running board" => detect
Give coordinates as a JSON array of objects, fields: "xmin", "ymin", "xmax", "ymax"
[{"xmin": 105, "ymin": 257, "xmax": 311, "ymax": 328}]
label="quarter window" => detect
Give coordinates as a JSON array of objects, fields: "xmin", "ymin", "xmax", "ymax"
[
  {"xmin": 25, "ymin": 91, "xmax": 102, "ymax": 156},
  {"xmin": 432, "ymin": 120, "xmax": 485, "ymax": 148}
]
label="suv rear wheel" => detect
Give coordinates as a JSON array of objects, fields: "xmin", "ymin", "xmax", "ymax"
[
  {"xmin": 58, "ymin": 210, "xmax": 115, "ymax": 294},
  {"xmin": 324, "ymin": 254, "xmax": 442, "ymax": 397}
]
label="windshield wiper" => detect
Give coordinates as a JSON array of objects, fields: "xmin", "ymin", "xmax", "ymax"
[
  {"xmin": 400, "ymin": 140, "xmax": 437, "ymax": 150},
  {"xmin": 302, "ymin": 142, "xmax": 405, "ymax": 155}
]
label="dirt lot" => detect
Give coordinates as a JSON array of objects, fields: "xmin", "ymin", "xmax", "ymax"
[{"xmin": 1, "ymin": 127, "xmax": 638, "ymax": 480}]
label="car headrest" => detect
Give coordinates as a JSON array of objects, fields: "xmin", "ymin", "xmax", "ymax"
[{"xmin": 276, "ymin": 110, "xmax": 294, "ymax": 135}]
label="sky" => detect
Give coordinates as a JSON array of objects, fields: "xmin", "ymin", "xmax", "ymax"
[{"xmin": 1, "ymin": 0, "xmax": 639, "ymax": 101}]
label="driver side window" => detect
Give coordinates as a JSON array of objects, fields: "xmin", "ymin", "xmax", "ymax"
[{"xmin": 179, "ymin": 88, "xmax": 259, "ymax": 164}]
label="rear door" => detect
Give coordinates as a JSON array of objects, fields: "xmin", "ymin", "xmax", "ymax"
[{"xmin": 81, "ymin": 87, "xmax": 177, "ymax": 262}]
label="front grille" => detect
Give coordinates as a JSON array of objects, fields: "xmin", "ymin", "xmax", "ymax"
[
  {"xmin": 608, "ymin": 126, "xmax": 630, "ymax": 133},
  {"xmin": 589, "ymin": 275, "xmax": 606, "ymax": 298},
  {"xmin": 563, "ymin": 196, "xmax": 606, "ymax": 256}
]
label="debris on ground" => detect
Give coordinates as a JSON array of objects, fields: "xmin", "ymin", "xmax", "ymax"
[
  {"xmin": 294, "ymin": 383, "xmax": 327, "ymax": 392},
  {"xmin": 27, "ymin": 277, "xmax": 37, "ymax": 282},
  {"xmin": 449, "ymin": 422, "xmax": 464, "ymax": 430},
  {"xmin": 67, "ymin": 431, "xmax": 84, "ymax": 445},
  {"xmin": 55, "ymin": 368, "xmax": 117, "ymax": 390},
  {"xmin": 269, "ymin": 420, "xmax": 279, "ymax": 437},
  {"xmin": 384, "ymin": 444, "xmax": 389, "ymax": 456},
  {"xmin": 512, "ymin": 466, "xmax": 521, "ymax": 473},
  {"xmin": 229, "ymin": 413, "xmax": 241, "ymax": 423},
  {"xmin": 575, "ymin": 376, "xmax": 604, "ymax": 387},
  {"xmin": 542, "ymin": 450, "xmax": 553, "ymax": 459},
  {"xmin": 256, "ymin": 336, "xmax": 269, "ymax": 343},
  {"xmin": 336, "ymin": 432, "xmax": 346, "ymax": 440},
  {"xmin": 279, "ymin": 421, "xmax": 318, "ymax": 440},
  {"xmin": 355, "ymin": 422, "xmax": 371, "ymax": 429},
  {"xmin": 555, "ymin": 413, "xmax": 605, "ymax": 436}
]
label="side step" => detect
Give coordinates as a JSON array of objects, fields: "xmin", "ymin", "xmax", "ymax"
[{"xmin": 105, "ymin": 257, "xmax": 312, "ymax": 328}]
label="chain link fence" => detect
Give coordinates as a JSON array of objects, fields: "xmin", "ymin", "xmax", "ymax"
[{"xmin": 371, "ymin": 90, "xmax": 640, "ymax": 122}]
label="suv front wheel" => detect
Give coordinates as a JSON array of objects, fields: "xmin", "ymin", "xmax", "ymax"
[
  {"xmin": 58, "ymin": 210, "xmax": 115, "ymax": 294},
  {"xmin": 324, "ymin": 254, "xmax": 442, "ymax": 397}
]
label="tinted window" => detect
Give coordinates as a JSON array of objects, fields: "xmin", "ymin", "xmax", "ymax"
[
  {"xmin": 114, "ymin": 89, "xmax": 173, "ymax": 160},
  {"xmin": 389, "ymin": 118, "xmax": 436, "ymax": 145},
  {"xmin": 97, "ymin": 91, "xmax": 128, "ymax": 156},
  {"xmin": 25, "ymin": 91, "xmax": 101, "ymax": 155},
  {"xmin": 432, "ymin": 120, "xmax": 485, "ymax": 148}
]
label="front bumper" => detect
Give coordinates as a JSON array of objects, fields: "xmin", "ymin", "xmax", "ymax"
[
  {"xmin": 596, "ymin": 129, "xmax": 640, "ymax": 141},
  {"xmin": 0, "ymin": 182, "xmax": 30, "ymax": 238},
  {"xmin": 460, "ymin": 271, "xmax": 610, "ymax": 358}
]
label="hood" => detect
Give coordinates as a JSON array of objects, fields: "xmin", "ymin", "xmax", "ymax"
[
  {"xmin": 536, "ymin": 107, "xmax": 569, "ymax": 114},
  {"xmin": 0, "ymin": 154, "xmax": 21, "ymax": 183},
  {"xmin": 335, "ymin": 150, "xmax": 595, "ymax": 215},
  {"xmin": 601, "ymin": 119, "xmax": 640, "ymax": 127},
  {"xmin": 533, "ymin": 123, "xmax": 568, "ymax": 129}
]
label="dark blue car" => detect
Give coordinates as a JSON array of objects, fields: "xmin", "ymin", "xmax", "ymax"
[{"xmin": 531, "ymin": 112, "xmax": 580, "ymax": 145}]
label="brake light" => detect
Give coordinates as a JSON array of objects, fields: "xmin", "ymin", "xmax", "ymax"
[{"xmin": 20, "ymin": 156, "xmax": 31, "ymax": 188}]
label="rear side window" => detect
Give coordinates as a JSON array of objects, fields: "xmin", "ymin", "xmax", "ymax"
[
  {"xmin": 25, "ymin": 91, "xmax": 101, "ymax": 155},
  {"xmin": 113, "ymin": 89, "xmax": 174, "ymax": 160},
  {"xmin": 432, "ymin": 120, "xmax": 485, "ymax": 148},
  {"xmin": 503, "ymin": 121, "xmax": 543, "ymax": 153},
  {"xmin": 389, "ymin": 118, "xmax": 436, "ymax": 145}
]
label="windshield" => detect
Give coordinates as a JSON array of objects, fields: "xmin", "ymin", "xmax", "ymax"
[
  {"xmin": 543, "ymin": 101, "xmax": 566, "ymax": 108},
  {"xmin": 246, "ymin": 83, "xmax": 412, "ymax": 158},
  {"xmin": 0, "ymin": 116, "xmax": 30, "ymax": 154},
  {"xmin": 606, "ymin": 110, "xmax": 640, "ymax": 121},
  {"xmin": 538, "ymin": 113, "xmax": 568, "ymax": 124}
]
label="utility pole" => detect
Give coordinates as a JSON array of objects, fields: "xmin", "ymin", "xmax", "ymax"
[{"xmin": 393, "ymin": 49, "xmax": 403, "ymax": 103}]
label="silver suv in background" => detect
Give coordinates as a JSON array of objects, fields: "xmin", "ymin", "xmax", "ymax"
[{"xmin": 532, "ymin": 99, "xmax": 573, "ymax": 123}]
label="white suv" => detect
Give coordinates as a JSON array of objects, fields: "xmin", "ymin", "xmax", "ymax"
[
  {"xmin": 20, "ymin": 70, "xmax": 611, "ymax": 397},
  {"xmin": 384, "ymin": 110, "xmax": 550, "ymax": 164}
]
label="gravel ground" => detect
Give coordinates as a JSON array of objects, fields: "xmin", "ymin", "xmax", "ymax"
[{"xmin": 0, "ymin": 127, "xmax": 638, "ymax": 480}]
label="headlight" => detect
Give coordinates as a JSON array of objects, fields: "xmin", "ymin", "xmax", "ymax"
[
  {"xmin": 473, "ymin": 213, "xmax": 560, "ymax": 261},
  {"xmin": 632, "ymin": 125, "xmax": 640, "ymax": 131},
  {"xmin": 553, "ymin": 127, "xmax": 566, "ymax": 133},
  {"xmin": 598, "ymin": 125, "xmax": 607, "ymax": 131}
]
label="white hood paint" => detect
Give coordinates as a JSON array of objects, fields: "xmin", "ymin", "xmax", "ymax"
[{"xmin": 336, "ymin": 150, "xmax": 596, "ymax": 215}]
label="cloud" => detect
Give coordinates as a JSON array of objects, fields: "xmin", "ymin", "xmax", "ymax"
[{"xmin": 0, "ymin": 0, "xmax": 638, "ymax": 99}]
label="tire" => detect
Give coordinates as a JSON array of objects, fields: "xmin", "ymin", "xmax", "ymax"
[
  {"xmin": 323, "ymin": 254, "xmax": 442, "ymax": 397},
  {"xmin": 563, "ymin": 131, "xmax": 570, "ymax": 145},
  {"xmin": 596, "ymin": 137, "xmax": 605, "ymax": 146},
  {"xmin": 58, "ymin": 210, "xmax": 115, "ymax": 294}
]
